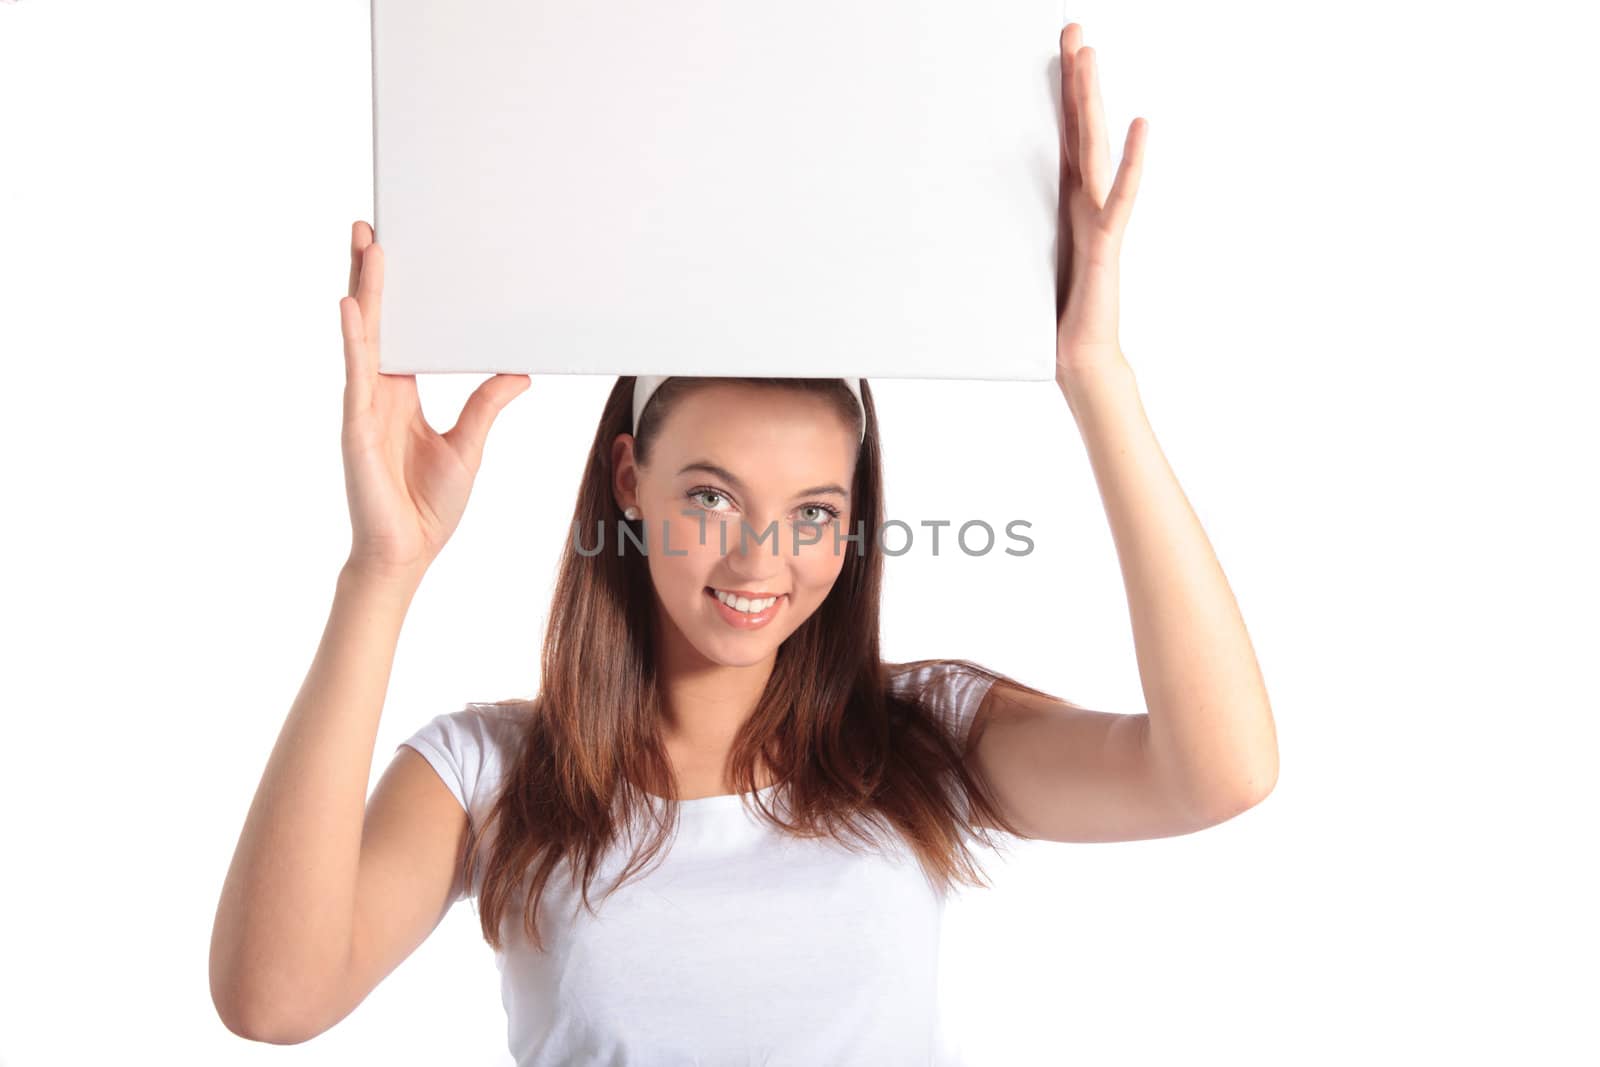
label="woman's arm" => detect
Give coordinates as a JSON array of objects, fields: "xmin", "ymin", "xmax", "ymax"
[
  {"xmin": 208, "ymin": 220, "xmax": 528, "ymax": 1040},
  {"xmin": 970, "ymin": 352, "xmax": 1276, "ymax": 842},
  {"xmin": 208, "ymin": 562, "xmax": 421, "ymax": 1038},
  {"xmin": 969, "ymin": 26, "xmax": 1275, "ymax": 840},
  {"xmin": 1061, "ymin": 357, "xmax": 1278, "ymax": 817},
  {"xmin": 1052, "ymin": 29, "xmax": 1276, "ymax": 813}
]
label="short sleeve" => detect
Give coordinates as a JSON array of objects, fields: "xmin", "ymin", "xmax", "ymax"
[
  {"xmin": 936, "ymin": 665, "xmax": 998, "ymax": 755},
  {"xmin": 888, "ymin": 661, "xmax": 1000, "ymax": 837},
  {"xmin": 395, "ymin": 704, "xmax": 521, "ymax": 904},
  {"xmin": 398, "ymin": 702, "xmax": 524, "ymax": 819},
  {"xmin": 398, "ymin": 707, "xmax": 483, "ymax": 816},
  {"xmin": 888, "ymin": 660, "xmax": 999, "ymax": 755}
]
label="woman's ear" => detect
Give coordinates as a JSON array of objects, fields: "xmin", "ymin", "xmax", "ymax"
[{"xmin": 611, "ymin": 432, "xmax": 640, "ymax": 513}]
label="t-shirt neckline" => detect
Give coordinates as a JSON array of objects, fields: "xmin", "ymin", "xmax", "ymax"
[{"xmin": 641, "ymin": 780, "xmax": 783, "ymax": 810}]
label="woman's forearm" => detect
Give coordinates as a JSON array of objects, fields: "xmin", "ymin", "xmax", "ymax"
[
  {"xmin": 1060, "ymin": 355, "xmax": 1278, "ymax": 817},
  {"xmin": 209, "ymin": 560, "xmax": 422, "ymax": 1036}
]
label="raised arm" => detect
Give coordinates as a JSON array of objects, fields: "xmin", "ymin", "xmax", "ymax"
[
  {"xmin": 208, "ymin": 221, "xmax": 528, "ymax": 1041},
  {"xmin": 964, "ymin": 26, "xmax": 1276, "ymax": 844}
]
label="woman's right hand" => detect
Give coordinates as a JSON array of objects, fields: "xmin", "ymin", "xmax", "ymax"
[{"xmin": 338, "ymin": 220, "xmax": 530, "ymax": 584}]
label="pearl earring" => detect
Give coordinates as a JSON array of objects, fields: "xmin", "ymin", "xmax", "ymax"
[{"xmin": 624, "ymin": 506, "xmax": 641, "ymax": 520}]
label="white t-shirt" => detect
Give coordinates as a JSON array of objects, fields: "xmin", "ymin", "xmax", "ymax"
[{"xmin": 397, "ymin": 660, "xmax": 997, "ymax": 1066}]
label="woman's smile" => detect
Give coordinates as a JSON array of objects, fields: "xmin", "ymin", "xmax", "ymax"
[{"xmin": 705, "ymin": 586, "xmax": 788, "ymax": 629}]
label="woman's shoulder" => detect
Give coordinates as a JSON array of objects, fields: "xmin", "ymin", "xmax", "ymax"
[
  {"xmin": 410, "ymin": 698, "xmax": 532, "ymax": 748},
  {"xmin": 462, "ymin": 697, "xmax": 536, "ymax": 729},
  {"xmin": 884, "ymin": 656, "xmax": 1000, "ymax": 694},
  {"xmin": 395, "ymin": 699, "xmax": 535, "ymax": 817},
  {"xmin": 883, "ymin": 657, "xmax": 1001, "ymax": 753}
]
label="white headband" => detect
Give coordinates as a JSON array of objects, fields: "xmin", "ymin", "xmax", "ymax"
[{"xmin": 631, "ymin": 376, "xmax": 866, "ymax": 444}]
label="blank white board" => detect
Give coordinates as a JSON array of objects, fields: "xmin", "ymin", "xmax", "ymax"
[{"xmin": 371, "ymin": 1, "xmax": 1067, "ymax": 380}]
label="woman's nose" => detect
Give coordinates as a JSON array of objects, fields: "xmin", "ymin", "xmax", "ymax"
[{"xmin": 720, "ymin": 515, "xmax": 792, "ymax": 564}]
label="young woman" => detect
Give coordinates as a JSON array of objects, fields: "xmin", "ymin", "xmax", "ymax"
[{"xmin": 210, "ymin": 23, "xmax": 1277, "ymax": 1064}]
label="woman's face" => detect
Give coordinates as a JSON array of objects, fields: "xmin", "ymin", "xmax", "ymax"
[{"xmin": 616, "ymin": 383, "xmax": 858, "ymax": 669}]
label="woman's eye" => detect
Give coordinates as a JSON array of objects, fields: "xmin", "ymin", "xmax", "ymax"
[
  {"xmin": 690, "ymin": 489, "xmax": 730, "ymax": 510},
  {"xmin": 688, "ymin": 489, "xmax": 836, "ymax": 525}
]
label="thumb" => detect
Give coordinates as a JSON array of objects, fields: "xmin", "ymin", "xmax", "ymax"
[{"xmin": 444, "ymin": 374, "xmax": 531, "ymax": 465}]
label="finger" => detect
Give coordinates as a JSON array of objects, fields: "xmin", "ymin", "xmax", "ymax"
[
  {"xmin": 1060, "ymin": 24, "xmax": 1083, "ymax": 183},
  {"xmin": 355, "ymin": 239, "xmax": 385, "ymax": 351},
  {"xmin": 347, "ymin": 221, "xmax": 372, "ymax": 300},
  {"xmin": 1077, "ymin": 47, "xmax": 1110, "ymax": 207},
  {"xmin": 340, "ymin": 295, "xmax": 374, "ymax": 415},
  {"xmin": 1104, "ymin": 118, "xmax": 1148, "ymax": 235},
  {"xmin": 443, "ymin": 374, "xmax": 532, "ymax": 465}
]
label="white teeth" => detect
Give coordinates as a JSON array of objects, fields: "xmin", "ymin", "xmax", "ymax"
[{"xmin": 713, "ymin": 589, "xmax": 779, "ymax": 613}]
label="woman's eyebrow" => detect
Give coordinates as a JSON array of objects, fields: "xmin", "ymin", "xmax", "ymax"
[{"xmin": 676, "ymin": 461, "xmax": 850, "ymax": 499}]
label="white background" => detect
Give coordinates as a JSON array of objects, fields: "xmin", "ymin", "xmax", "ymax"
[{"xmin": 2, "ymin": 2, "xmax": 1596, "ymax": 1064}]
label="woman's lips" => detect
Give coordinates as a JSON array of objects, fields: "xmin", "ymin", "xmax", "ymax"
[{"xmin": 705, "ymin": 586, "xmax": 787, "ymax": 630}]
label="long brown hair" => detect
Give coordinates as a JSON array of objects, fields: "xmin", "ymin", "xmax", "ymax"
[{"xmin": 463, "ymin": 375, "xmax": 1050, "ymax": 952}]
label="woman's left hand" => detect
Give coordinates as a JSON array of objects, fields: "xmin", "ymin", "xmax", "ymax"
[{"xmin": 1055, "ymin": 24, "xmax": 1148, "ymax": 385}]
